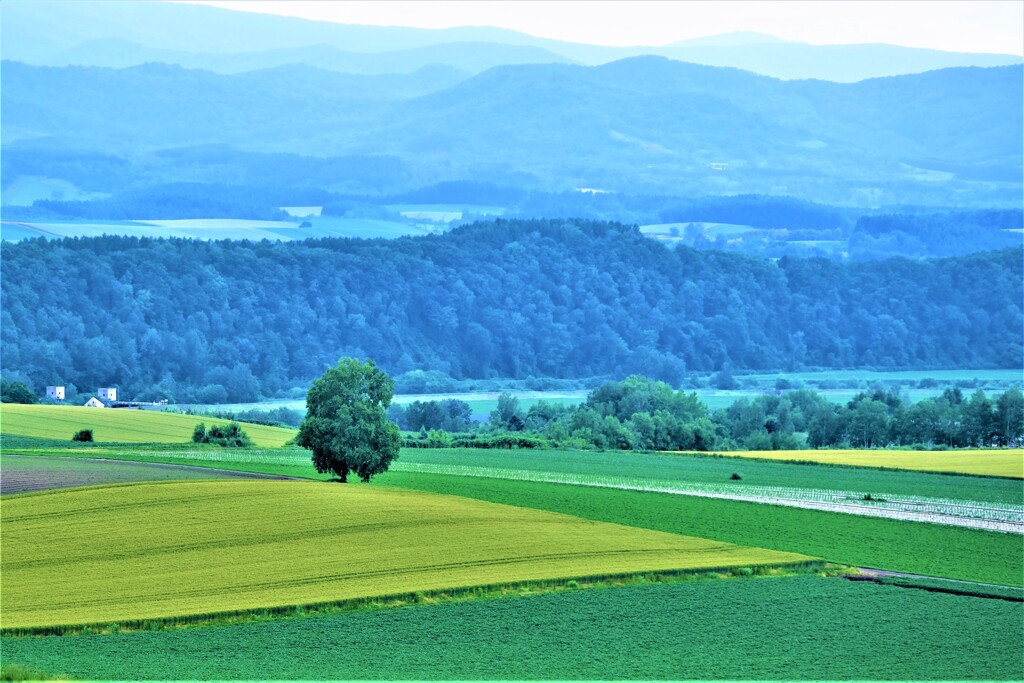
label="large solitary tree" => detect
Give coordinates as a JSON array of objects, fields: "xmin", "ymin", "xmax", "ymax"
[{"xmin": 297, "ymin": 358, "xmax": 401, "ymax": 482}]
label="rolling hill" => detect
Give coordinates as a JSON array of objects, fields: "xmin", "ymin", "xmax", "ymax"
[
  {"xmin": 3, "ymin": 58, "xmax": 1020, "ymax": 202},
  {"xmin": 0, "ymin": 405, "xmax": 296, "ymax": 447}
]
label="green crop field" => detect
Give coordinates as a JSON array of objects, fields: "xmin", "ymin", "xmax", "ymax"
[
  {"xmin": 374, "ymin": 471, "xmax": 1024, "ymax": 585},
  {"xmin": 737, "ymin": 368, "xmax": 1024, "ymax": 384},
  {"xmin": 712, "ymin": 448, "xmax": 1024, "ymax": 478},
  {"xmin": 3, "ymin": 575, "xmax": 1020, "ymax": 680},
  {"xmin": 1, "ymin": 479, "xmax": 810, "ymax": 630},
  {"xmin": 396, "ymin": 448, "xmax": 1024, "ymax": 504},
  {"xmin": 0, "ymin": 404, "xmax": 296, "ymax": 447},
  {"xmin": 7, "ymin": 446, "xmax": 1017, "ymax": 583}
]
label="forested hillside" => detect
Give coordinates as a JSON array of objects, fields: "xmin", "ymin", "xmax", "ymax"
[
  {"xmin": 2, "ymin": 220, "xmax": 1020, "ymax": 402},
  {"xmin": 4, "ymin": 59, "xmax": 1021, "ymax": 205}
]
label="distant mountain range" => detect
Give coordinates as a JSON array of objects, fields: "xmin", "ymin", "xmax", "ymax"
[
  {"xmin": 3, "ymin": 57, "xmax": 1020, "ymax": 204},
  {"xmin": 2, "ymin": 1, "xmax": 1021, "ymax": 209},
  {"xmin": 2, "ymin": 0, "xmax": 1020, "ymax": 82}
]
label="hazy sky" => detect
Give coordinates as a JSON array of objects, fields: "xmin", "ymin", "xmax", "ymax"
[{"xmin": 189, "ymin": 1, "xmax": 1024, "ymax": 55}]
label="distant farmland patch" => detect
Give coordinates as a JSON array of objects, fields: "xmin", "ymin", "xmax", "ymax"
[
  {"xmin": 713, "ymin": 449, "xmax": 1024, "ymax": 478},
  {"xmin": 0, "ymin": 480, "xmax": 811, "ymax": 630},
  {"xmin": 0, "ymin": 405, "xmax": 295, "ymax": 447}
]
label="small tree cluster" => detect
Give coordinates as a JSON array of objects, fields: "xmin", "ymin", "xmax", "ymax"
[
  {"xmin": 192, "ymin": 422, "xmax": 251, "ymax": 447},
  {"xmin": 72, "ymin": 429, "xmax": 94, "ymax": 442},
  {"xmin": 1, "ymin": 379, "xmax": 38, "ymax": 404}
]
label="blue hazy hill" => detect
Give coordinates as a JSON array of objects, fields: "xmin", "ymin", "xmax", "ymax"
[
  {"xmin": 2, "ymin": 0, "xmax": 1019, "ymax": 82},
  {"xmin": 3, "ymin": 57, "xmax": 1020, "ymax": 203}
]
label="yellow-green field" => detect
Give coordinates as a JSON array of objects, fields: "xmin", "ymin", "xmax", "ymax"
[
  {"xmin": 713, "ymin": 449, "xmax": 1024, "ymax": 478},
  {"xmin": 0, "ymin": 405, "xmax": 296, "ymax": 447},
  {"xmin": 1, "ymin": 480, "xmax": 811, "ymax": 630}
]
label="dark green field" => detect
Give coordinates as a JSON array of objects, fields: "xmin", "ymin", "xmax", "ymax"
[
  {"xmin": 373, "ymin": 471, "xmax": 1024, "ymax": 586},
  {"xmin": 397, "ymin": 448, "xmax": 1024, "ymax": 504},
  {"xmin": 3, "ymin": 575, "xmax": 1020, "ymax": 680}
]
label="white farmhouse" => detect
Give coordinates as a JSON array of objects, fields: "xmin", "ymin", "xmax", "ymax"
[
  {"xmin": 98, "ymin": 387, "xmax": 117, "ymax": 402},
  {"xmin": 83, "ymin": 397, "xmax": 106, "ymax": 408},
  {"xmin": 46, "ymin": 386, "xmax": 65, "ymax": 400}
]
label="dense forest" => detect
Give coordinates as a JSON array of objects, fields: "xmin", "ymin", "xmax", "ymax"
[{"xmin": 1, "ymin": 219, "xmax": 1021, "ymax": 402}]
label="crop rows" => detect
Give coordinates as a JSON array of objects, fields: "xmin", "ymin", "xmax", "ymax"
[
  {"xmin": 1, "ymin": 479, "xmax": 809, "ymax": 630},
  {"xmin": 4, "ymin": 575, "xmax": 1021, "ymax": 681},
  {"xmin": 391, "ymin": 462, "xmax": 1024, "ymax": 533}
]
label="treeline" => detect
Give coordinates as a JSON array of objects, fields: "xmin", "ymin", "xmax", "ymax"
[
  {"xmin": 657, "ymin": 195, "xmax": 849, "ymax": 231},
  {"xmin": 1, "ymin": 220, "xmax": 1021, "ymax": 401},
  {"xmin": 850, "ymin": 209, "xmax": 1023, "ymax": 259},
  {"xmin": 397, "ymin": 378, "xmax": 1024, "ymax": 451}
]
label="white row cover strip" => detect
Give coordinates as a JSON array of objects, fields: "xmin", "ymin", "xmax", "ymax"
[{"xmin": 391, "ymin": 462, "xmax": 1024, "ymax": 534}]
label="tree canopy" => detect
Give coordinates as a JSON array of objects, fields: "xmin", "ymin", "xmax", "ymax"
[
  {"xmin": 297, "ymin": 358, "xmax": 401, "ymax": 482},
  {"xmin": 1, "ymin": 221, "xmax": 1020, "ymax": 401}
]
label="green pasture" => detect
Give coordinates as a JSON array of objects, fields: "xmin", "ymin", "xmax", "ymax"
[
  {"xmin": 1, "ymin": 479, "xmax": 808, "ymax": 630},
  {"xmin": 0, "ymin": 404, "xmax": 296, "ymax": 447},
  {"xmin": 374, "ymin": 471, "xmax": 1024, "ymax": 585},
  {"xmin": 4, "ymin": 575, "xmax": 1020, "ymax": 680},
  {"xmin": 396, "ymin": 448, "xmax": 1024, "ymax": 503},
  {"xmin": 736, "ymin": 368, "xmax": 1024, "ymax": 385}
]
